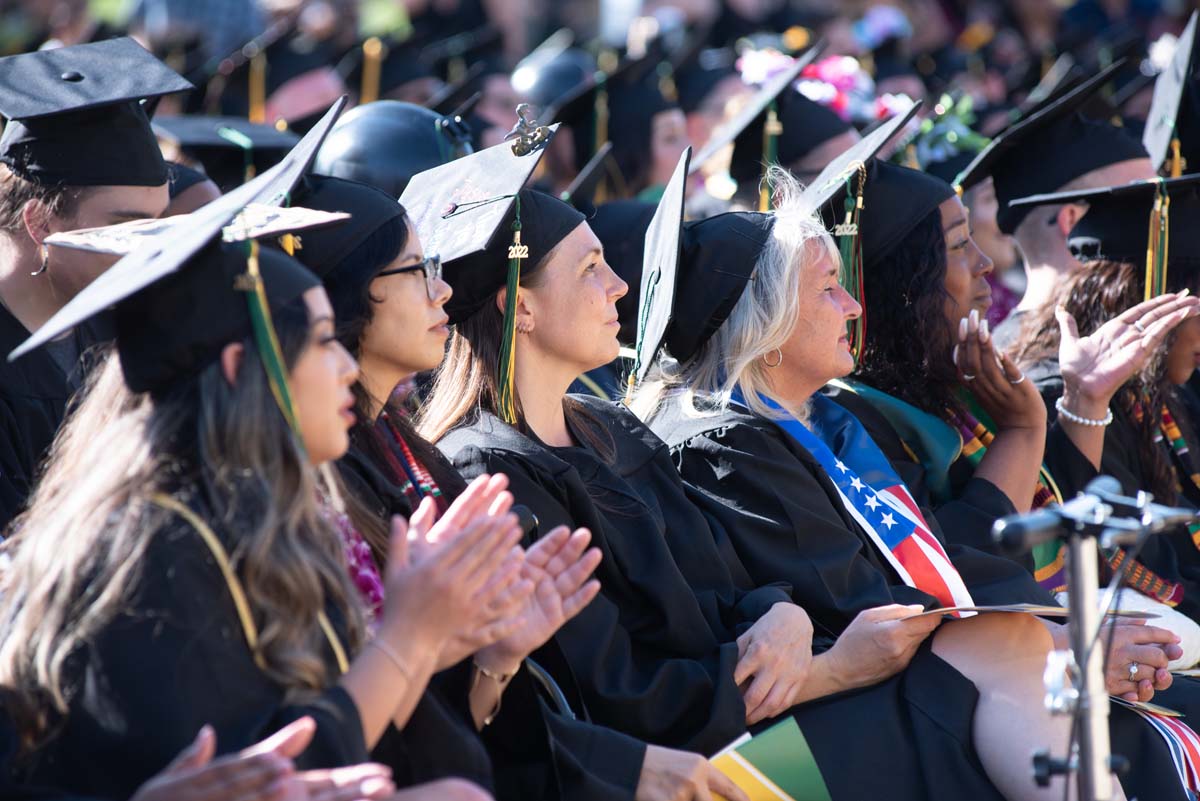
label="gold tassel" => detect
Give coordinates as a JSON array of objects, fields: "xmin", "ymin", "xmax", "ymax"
[
  {"xmin": 360, "ymin": 37, "xmax": 384, "ymax": 105},
  {"xmin": 1171, "ymin": 137, "xmax": 1184, "ymax": 179},
  {"xmin": 248, "ymin": 51, "xmax": 267, "ymax": 124}
]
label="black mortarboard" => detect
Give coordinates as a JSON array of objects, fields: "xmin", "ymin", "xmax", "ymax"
[
  {"xmin": 1143, "ymin": 11, "xmax": 1199, "ymax": 176},
  {"xmin": 588, "ymin": 198, "xmax": 657, "ymax": 344},
  {"xmin": 10, "ymin": 98, "xmax": 348, "ymax": 400},
  {"xmin": 287, "ymin": 174, "xmax": 405, "ymax": 279},
  {"xmin": 561, "ymin": 141, "xmax": 616, "ymax": 216},
  {"xmin": 629, "ymin": 148, "xmax": 689, "ymax": 387},
  {"xmin": 666, "ymin": 211, "xmax": 774, "ymax": 364},
  {"xmin": 337, "ymin": 36, "xmax": 436, "ymax": 104},
  {"xmin": 154, "ymin": 115, "xmax": 299, "ymax": 192},
  {"xmin": 674, "ymin": 47, "xmax": 737, "ymax": 113},
  {"xmin": 729, "ymin": 89, "xmax": 851, "ymax": 192},
  {"xmin": 689, "ymin": 45, "xmax": 822, "ymax": 176},
  {"xmin": 399, "ymin": 125, "xmax": 569, "ymax": 324},
  {"xmin": 511, "ymin": 33, "xmax": 595, "ymax": 110},
  {"xmin": 167, "ymin": 161, "xmax": 212, "ymax": 199},
  {"xmin": 0, "ymin": 38, "xmax": 192, "ymax": 187},
  {"xmin": 954, "ymin": 60, "xmax": 1149, "ymax": 234},
  {"xmin": 1010, "ymin": 176, "xmax": 1200, "ymax": 284}
]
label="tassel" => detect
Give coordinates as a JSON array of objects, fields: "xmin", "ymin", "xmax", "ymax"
[
  {"xmin": 835, "ymin": 164, "xmax": 867, "ymax": 359},
  {"xmin": 236, "ymin": 239, "xmax": 305, "ymax": 447},
  {"xmin": 360, "ymin": 37, "xmax": 384, "ymax": 105},
  {"xmin": 1145, "ymin": 180, "xmax": 1170, "ymax": 301},
  {"xmin": 248, "ymin": 51, "xmax": 267, "ymax": 124},
  {"xmin": 625, "ymin": 269, "xmax": 662, "ymax": 404},
  {"xmin": 497, "ymin": 196, "xmax": 525, "ymax": 424},
  {"xmin": 1170, "ymin": 136, "xmax": 1184, "ymax": 179},
  {"xmin": 758, "ymin": 103, "xmax": 782, "ymax": 212}
]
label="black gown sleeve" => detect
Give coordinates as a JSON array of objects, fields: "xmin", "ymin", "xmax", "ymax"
[
  {"xmin": 448, "ymin": 443, "xmax": 749, "ymax": 756},
  {"xmin": 23, "ymin": 518, "xmax": 367, "ymax": 800}
]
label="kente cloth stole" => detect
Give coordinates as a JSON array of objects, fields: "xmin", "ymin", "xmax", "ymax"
[
  {"xmin": 953, "ymin": 398, "xmax": 1183, "ymax": 607},
  {"xmin": 735, "ymin": 390, "xmax": 975, "ymax": 612},
  {"xmin": 1132, "ymin": 400, "xmax": 1200, "ymax": 552}
]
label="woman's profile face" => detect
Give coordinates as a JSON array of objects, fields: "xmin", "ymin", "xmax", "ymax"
[
  {"xmin": 360, "ymin": 220, "xmax": 453, "ymax": 378},
  {"xmin": 778, "ymin": 242, "xmax": 862, "ymax": 387},
  {"xmin": 939, "ymin": 195, "xmax": 994, "ymax": 335},
  {"xmin": 520, "ymin": 222, "xmax": 628, "ymax": 377},
  {"xmin": 649, "ymin": 109, "xmax": 690, "ymax": 189},
  {"xmin": 290, "ymin": 286, "xmax": 360, "ymax": 466},
  {"xmin": 1166, "ymin": 311, "xmax": 1200, "ymax": 386}
]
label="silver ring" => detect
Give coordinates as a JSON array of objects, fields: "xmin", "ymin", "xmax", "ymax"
[
  {"xmin": 1128, "ymin": 662, "xmax": 1139, "ymax": 681},
  {"xmin": 961, "ymin": 373, "xmax": 976, "ymax": 382},
  {"xmin": 1009, "ymin": 373, "xmax": 1027, "ymax": 385},
  {"xmin": 1134, "ymin": 320, "xmax": 1147, "ymax": 333}
]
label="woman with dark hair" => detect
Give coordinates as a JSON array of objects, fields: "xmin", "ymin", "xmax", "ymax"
[
  {"xmin": 0, "ymin": 181, "xmax": 521, "ymax": 800},
  {"xmin": 817, "ymin": 159, "xmax": 1200, "ymax": 673},
  {"xmin": 289, "ymin": 172, "xmax": 752, "ymax": 801},
  {"xmin": 1013, "ymin": 177, "xmax": 1200, "ymax": 639}
]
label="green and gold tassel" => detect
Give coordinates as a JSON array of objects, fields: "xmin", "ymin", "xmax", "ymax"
[
  {"xmin": 236, "ymin": 239, "xmax": 304, "ymax": 445},
  {"xmin": 497, "ymin": 195, "xmax": 525, "ymax": 424},
  {"xmin": 758, "ymin": 102, "xmax": 782, "ymax": 212},
  {"xmin": 835, "ymin": 163, "xmax": 867, "ymax": 358},
  {"xmin": 1145, "ymin": 179, "xmax": 1170, "ymax": 301}
]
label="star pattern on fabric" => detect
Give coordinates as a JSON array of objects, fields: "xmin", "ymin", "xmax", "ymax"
[
  {"xmin": 850, "ymin": 476, "xmax": 865, "ymax": 492},
  {"xmin": 864, "ymin": 494, "xmax": 881, "ymax": 511},
  {"xmin": 881, "ymin": 512, "xmax": 897, "ymax": 529},
  {"xmin": 835, "ymin": 459, "xmax": 849, "ymax": 473}
]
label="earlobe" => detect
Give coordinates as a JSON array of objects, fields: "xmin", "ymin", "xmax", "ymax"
[
  {"xmin": 20, "ymin": 200, "xmax": 51, "ymax": 248},
  {"xmin": 220, "ymin": 342, "xmax": 245, "ymax": 386}
]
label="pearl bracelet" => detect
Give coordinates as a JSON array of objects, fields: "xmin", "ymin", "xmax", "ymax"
[{"xmin": 1055, "ymin": 396, "xmax": 1113, "ymax": 427}]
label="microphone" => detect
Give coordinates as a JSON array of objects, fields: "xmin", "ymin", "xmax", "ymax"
[
  {"xmin": 992, "ymin": 476, "xmax": 1120, "ymax": 556},
  {"xmin": 513, "ymin": 504, "xmax": 539, "ymax": 538}
]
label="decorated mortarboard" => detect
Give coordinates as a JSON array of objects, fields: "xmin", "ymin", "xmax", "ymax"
[
  {"xmin": 0, "ymin": 37, "xmax": 193, "ymax": 187},
  {"xmin": 11, "ymin": 97, "xmax": 348, "ymax": 430},
  {"xmin": 626, "ymin": 147, "xmax": 690, "ymax": 395},
  {"xmin": 799, "ymin": 102, "xmax": 928, "ymax": 358},
  {"xmin": 688, "ymin": 43, "xmax": 824, "ymax": 211},
  {"xmin": 1010, "ymin": 174, "xmax": 1200, "ymax": 298},
  {"xmin": 313, "ymin": 100, "xmax": 473, "ymax": 199},
  {"xmin": 286, "ymin": 175, "xmax": 406, "ymax": 279},
  {"xmin": 400, "ymin": 109, "xmax": 577, "ymax": 422},
  {"xmin": 154, "ymin": 115, "xmax": 300, "ymax": 191},
  {"xmin": 953, "ymin": 60, "xmax": 1148, "ymax": 234},
  {"xmin": 1143, "ymin": 10, "xmax": 1199, "ymax": 177}
]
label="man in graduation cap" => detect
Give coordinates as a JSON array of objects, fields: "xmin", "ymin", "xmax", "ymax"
[
  {"xmin": 0, "ymin": 38, "xmax": 191, "ymax": 531},
  {"xmin": 955, "ymin": 62, "xmax": 1155, "ymax": 350}
]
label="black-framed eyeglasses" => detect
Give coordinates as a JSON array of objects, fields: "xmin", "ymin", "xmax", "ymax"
[{"xmin": 377, "ymin": 254, "xmax": 443, "ymax": 301}]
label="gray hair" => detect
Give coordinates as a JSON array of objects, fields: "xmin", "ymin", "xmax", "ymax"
[{"xmin": 630, "ymin": 167, "xmax": 838, "ymax": 425}]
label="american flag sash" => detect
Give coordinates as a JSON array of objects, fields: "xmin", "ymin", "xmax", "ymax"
[
  {"xmin": 1113, "ymin": 698, "xmax": 1200, "ymax": 796},
  {"xmin": 738, "ymin": 391, "xmax": 975, "ymax": 612}
]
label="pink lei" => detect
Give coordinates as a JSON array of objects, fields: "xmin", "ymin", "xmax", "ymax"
[{"xmin": 321, "ymin": 499, "xmax": 385, "ymax": 628}]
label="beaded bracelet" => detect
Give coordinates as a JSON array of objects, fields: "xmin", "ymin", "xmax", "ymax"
[{"xmin": 1055, "ymin": 396, "xmax": 1114, "ymax": 427}]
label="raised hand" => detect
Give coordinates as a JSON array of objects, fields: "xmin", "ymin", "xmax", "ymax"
[
  {"xmin": 377, "ymin": 474, "xmax": 532, "ymax": 667},
  {"xmin": 473, "ymin": 526, "xmax": 603, "ymax": 674},
  {"xmin": 1057, "ymin": 291, "xmax": 1200, "ymax": 408},
  {"xmin": 953, "ymin": 308, "xmax": 1046, "ymax": 431},
  {"xmin": 733, "ymin": 603, "xmax": 815, "ymax": 725}
]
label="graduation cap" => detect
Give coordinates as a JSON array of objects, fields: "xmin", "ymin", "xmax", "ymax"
[
  {"xmin": 688, "ymin": 43, "xmax": 824, "ymax": 211},
  {"xmin": 0, "ymin": 37, "xmax": 192, "ymax": 187},
  {"xmin": 511, "ymin": 32, "xmax": 595, "ymax": 110},
  {"xmin": 10, "ymin": 97, "xmax": 348, "ymax": 419},
  {"xmin": 312, "ymin": 100, "xmax": 473, "ymax": 199},
  {"xmin": 1143, "ymin": 10, "xmax": 1199, "ymax": 177},
  {"xmin": 154, "ymin": 115, "xmax": 300, "ymax": 192},
  {"xmin": 338, "ymin": 36, "xmax": 437, "ymax": 106},
  {"xmin": 625, "ymin": 147, "xmax": 690, "ymax": 393},
  {"xmin": 954, "ymin": 60, "xmax": 1149, "ymax": 234},
  {"xmin": 1010, "ymin": 175, "xmax": 1200, "ymax": 298},
  {"xmin": 799, "ymin": 102, "xmax": 929, "ymax": 358},
  {"xmin": 400, "ymin": 119, "xmax": 573, "ymax": 422},
  {"xmin": 167, "ymin": 161, "xmax": 213, "ymax": 200},
  {"xmin": 427, "ymin": 61, "xmax": 488, "ymax": 115},
  {"xmin": 286, "ymin": 174, "xmax": 405, "ymax": 280}
]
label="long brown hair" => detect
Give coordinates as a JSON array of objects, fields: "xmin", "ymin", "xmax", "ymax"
[
  {"xmin": 416, "ymin": 243, "xmax": 615, "ymax": 462},
  {"xmin": 1016, "ymin": 259, "xmax": 1189, "ymax": 501},
  {"xmin": 0, "ymin": 299, "xmax": 364, "ymax": 749}
]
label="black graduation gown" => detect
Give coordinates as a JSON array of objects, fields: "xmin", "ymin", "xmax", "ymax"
[
  {"xmin": 438, "ymin": 397, "xmax": 1017, "ymax": 801},
  {"xmin": 648, "ymin": 395, "xmax": 1198, "ymax": 801},
  {"xmin": 1029, "ymin": 361, "xmax": 1200, "ymax": 624},
  {"xmin": 339, "ymin": 437, "xmax": 646, "ymax": 801}
]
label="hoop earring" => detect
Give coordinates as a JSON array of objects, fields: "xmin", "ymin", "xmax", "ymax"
[
  {"xmin": 30, "ymin": 244, "xmax": 48, "ymax": 277},
  {"xmin": 763, "ymin": 348, "xmax": 783, "ymax": 368}
]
